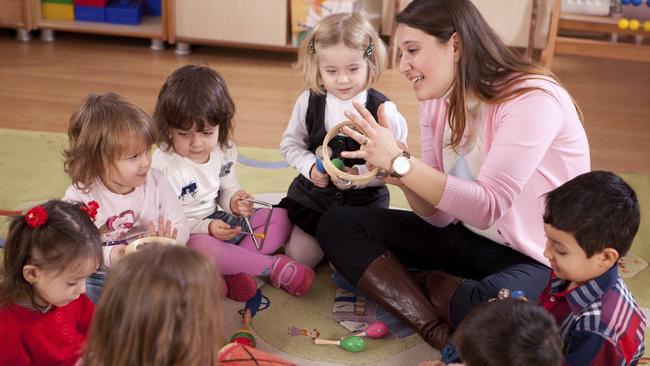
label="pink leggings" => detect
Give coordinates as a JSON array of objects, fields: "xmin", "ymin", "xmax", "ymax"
[{"xmin": 187, "ymin": 208, "xmax": 292, "ymax": 275}]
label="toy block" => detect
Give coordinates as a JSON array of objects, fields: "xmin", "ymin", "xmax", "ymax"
[{"xmin": 42, "ymin": 3, "xmax": 75, "ymax": 20}]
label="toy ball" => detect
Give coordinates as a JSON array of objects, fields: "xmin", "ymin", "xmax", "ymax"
[
  {"xmin": 630, "ymin": 19, "xmax": 641, "ymax": 31},
  {"xmin": 618, "ymin": 18, "xmax": 630, "ymax": 30},
  {"xmin": 644, "ymin": 21, "xmax": 650, "ymax": 32},
  {"xmin": 331, "ymin": 157, "xmax": 345, "ymax": 171}
]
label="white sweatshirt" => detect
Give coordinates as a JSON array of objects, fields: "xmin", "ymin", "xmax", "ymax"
[{"xmin": 151, "ymin": 143, "xmax": 240, "ymax": 234}]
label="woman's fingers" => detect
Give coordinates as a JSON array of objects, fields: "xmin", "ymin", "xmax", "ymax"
[
  {"xmin": 352, "ymin": 100, "xmax": 379, "ymax": 128},
  {"xmin": 377, "ymin": 103, "xmax": 392, "ymax": 131}
]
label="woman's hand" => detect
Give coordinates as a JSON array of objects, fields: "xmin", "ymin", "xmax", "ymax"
[
  {"xmin": 341, "ymin": 102, "xmax": 403, "ymax": 171},
  {"xmin": 230, "ymin": 190, "xmax": 253, "ymax": 216},
  {"xmin": 209, "ymin": 219, "xmax": 241, "ymax": 240},
  {"xmin": 148, "ymin": 217, "xmax": 178, "ymax": 239}
]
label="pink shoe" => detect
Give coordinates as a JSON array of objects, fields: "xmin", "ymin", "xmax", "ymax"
[
  {"xmin": 225, "ymin": 273, "xmax": 258, "ymax": 302},
  {"xmin": 270, "ymin": 255, "xmax": 315, "ymax": 297}
]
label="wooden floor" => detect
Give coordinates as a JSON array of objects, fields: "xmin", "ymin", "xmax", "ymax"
[{"xmin": 0, "ymin": 30, "xmax": 648, "ymax": 173}]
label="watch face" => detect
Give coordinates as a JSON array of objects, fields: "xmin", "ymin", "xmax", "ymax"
[{"xmin": 393, "ymin": 155, "xmax": 411, "ymax": 176}]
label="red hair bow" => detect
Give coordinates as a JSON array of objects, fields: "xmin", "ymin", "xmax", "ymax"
[
  {"xmin": 80, "ymin": 201, "xmax": 99, "ymax": 221},
  {"xmin": 25, "ymin": 206, "xmax": 48, "ymax": 228}
]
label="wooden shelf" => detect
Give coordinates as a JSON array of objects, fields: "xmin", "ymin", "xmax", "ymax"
[
  {"xmin": 560, "ymin": 13, "xmax": 648, "ymax": 38},
  {"xmin": 556, "ymin": 13, "xmax": 650, "ymax": 63},
  {"xmin": 38, "ymin": 16, "xmax": 164, "ymax": 39}
]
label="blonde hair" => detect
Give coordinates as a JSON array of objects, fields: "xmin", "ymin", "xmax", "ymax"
[
  {"xmin": 297, "ymin": 11, "xmax": 387, "ymax": 95},
  {"xmin": 63, "ymin": 93, "xmax": 157, "ymax": 191},
  {"xmin": 82, "ymin": 245, "xmax": 224, "ymax": 366}
]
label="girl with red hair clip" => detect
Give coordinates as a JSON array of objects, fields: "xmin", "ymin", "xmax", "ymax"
[{"xmin": 0, "ymin": 199, "xmax": 103, "ymax": 366}]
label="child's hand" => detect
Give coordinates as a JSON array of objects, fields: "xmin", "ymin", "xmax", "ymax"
[
  {"xmin": 209, "ymin": 219, "xmax": 241, "ymax": 240},
  {"xmin": 109, "ymin": 244, "xmax": 127, "ymax": 265},
  {"xmin": 310, "ymin": 164, "xmax": 329, "ymax": 188},
  {"xmin": 148, "ymin": 217, "xmax": 179, "ymax": 239},
  {"xmin": 230, "ymin": 190, "xmax": 253, "ymax": 216}
]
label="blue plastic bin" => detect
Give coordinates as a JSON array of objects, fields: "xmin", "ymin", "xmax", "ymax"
[
  {"xmin": 106, "ymin": 0, "xmax": 143, "ymax": 25},
  {"xmin": 145, "ymin": 0, "xmax": 160, "ymax": 16},
  {"xmin": 74, "ymin": 5, "xmax": 105, "ymax": 22}
]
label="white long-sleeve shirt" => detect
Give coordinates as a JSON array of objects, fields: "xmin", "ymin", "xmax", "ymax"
[
  {"xmin": 63, "ymin": 169, "xmax": 190, "ymax": 267},
  {"xmin": 280, "ymin": 89, "xmax": 408, "ymax": 185},
  {"xmin": 151, "ymin": 143, "xmax": 240, "ymax": 234}
]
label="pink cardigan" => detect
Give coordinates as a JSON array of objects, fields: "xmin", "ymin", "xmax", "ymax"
[{"xmin": 417, "ymin": 78, "xmax": 590, "ymax": 265}]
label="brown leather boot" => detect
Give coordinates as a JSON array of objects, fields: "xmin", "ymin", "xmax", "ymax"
[
  {"xmin": 424, "ymin": 271, "xmax": 465, "ymax": 325},
  {"xmin": 357, "ymin": 252, "xmax": 451, "ymax": 349}
]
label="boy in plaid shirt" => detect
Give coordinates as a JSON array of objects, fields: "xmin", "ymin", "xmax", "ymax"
[{"xmin": 540, "ymin": 171, "xmax": 646, "ymax": 365}]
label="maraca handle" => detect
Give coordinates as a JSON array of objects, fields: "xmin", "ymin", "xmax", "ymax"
[
  {"xmin": 314, "ymin": 338, "xmax": 340, "ymax": 346},
  {"xmin": 315, "ymin": 158, "xmax": 326, "ymax": 173}
]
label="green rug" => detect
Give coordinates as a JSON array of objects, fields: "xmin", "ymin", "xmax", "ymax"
[{"xmin": 1, "ymin": 127, "xmax": 648, "ymax": 359}]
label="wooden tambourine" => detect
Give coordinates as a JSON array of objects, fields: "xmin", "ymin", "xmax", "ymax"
[
  {"xmin": 125, "ymin": 236, "xmax": 181, "ymax": 254},
  {"xmin": 322, "ymin": 121, "xmax": 379, "ymax": 188}
]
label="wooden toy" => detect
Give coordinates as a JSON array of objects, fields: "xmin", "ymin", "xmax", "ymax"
[
  {"xmin": 313, "ymin": 335, "xmax": 365, "ymax": 352},
  {"xmin": 321, "ymin": 121, "xmax": 379, "ymax": 189},
  {"xmin": 230, "ymin": 309, "xmax": 256, "ymax": 347}
]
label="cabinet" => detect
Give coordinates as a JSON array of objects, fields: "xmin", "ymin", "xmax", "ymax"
[
  {"xmin": 28, "ymin": 0, "xmax": 168, "ymax": 49},
  {"xmin": 168, "ymin": 0, "xmax": 384, "ymax": 55},
  {"xmin": 169, "ymin": 0, "xmax": 290, "ymax": 54},
  {"xmin": 0, "ymin": 0, "xmax": 32, "ymax": 41}
]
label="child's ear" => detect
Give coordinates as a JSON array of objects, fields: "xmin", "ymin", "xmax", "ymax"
[
  {"xmin": 598, "ymin": 248, "xmax": 619, "ymax": 268},
  {"xmin": 22, "ymin": 264, "xmax": 41, "ymax": 284}
]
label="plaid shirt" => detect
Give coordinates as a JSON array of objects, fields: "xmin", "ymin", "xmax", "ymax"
[{"xmin": 538, "ymin": 264, "xmax": 646, "ymax": 366}]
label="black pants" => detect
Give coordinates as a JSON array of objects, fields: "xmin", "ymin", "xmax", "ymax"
[{"xmin": 316, "ymin": 206, "xmax": 551, "ymax": 327}]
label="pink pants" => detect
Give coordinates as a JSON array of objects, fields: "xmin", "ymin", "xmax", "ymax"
[{"xmin": 187, "ymin": 208, "xmax": 292, "ymax": 275}]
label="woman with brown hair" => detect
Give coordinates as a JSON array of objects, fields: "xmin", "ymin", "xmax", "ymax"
[
  {"xmin": 316, "ymin": 0, "xmax": 590, "ymax": 349},
  {"xmin": 81, "ymin": 245, "xmax": 223, "ymax": 366}
]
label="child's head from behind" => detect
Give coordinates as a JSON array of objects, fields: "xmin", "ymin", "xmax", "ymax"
[
  {"xmin": 543, "ymin": 171, "xmax": 640, "ymax": 285},
  {"xmin": 298, "ymin": 12, "xmax": 386, "ymax": 100},
  {"xmin": 454, "ymin": 299, "xmax": 562, "ymax": 366},
  {"xmin": 64, "ymin": 93, "xmax": 157, "ymax": 194},
  {"xmin": 0, "ymin": 200, "xmax": 102, "ymax": 309},
  {"xmin": 83, "ymin": 245, "xmax": 223, "ymax": 366},
  {"xmin": 154, "ymin": 65, "xmax": 235, "ymax": 164}
]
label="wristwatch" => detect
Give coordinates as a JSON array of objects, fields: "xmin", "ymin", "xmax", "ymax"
[{"xmin": 389, "ymin": 151, "xmax": 412, "ymax": 178}]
